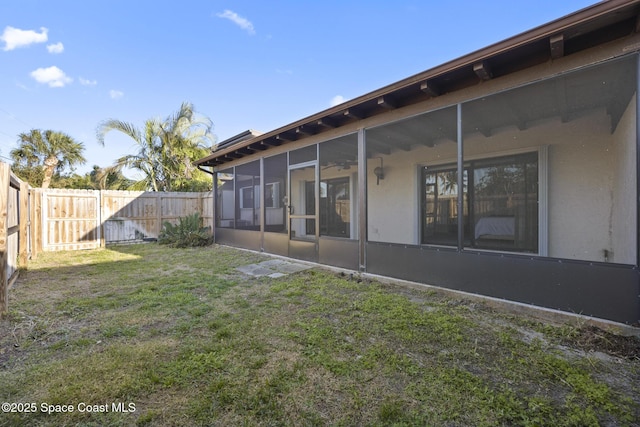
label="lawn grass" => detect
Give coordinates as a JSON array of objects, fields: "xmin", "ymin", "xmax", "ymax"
[{"xmin": 0, "ymin": 243, "xmax": 638, "ymax": 426}]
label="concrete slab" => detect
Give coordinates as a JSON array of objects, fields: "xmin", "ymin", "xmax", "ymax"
[
  {"xmin": 258, "ymin": 259, "xmax": 288, "ymax": 268},
  {"xmin": 267, "ymin": 272, "xmax": 288, "ymax": 279},
  {"xmin": 236, "ymin": 258, "xmax": 312, "ymax": 278},
  {"xmin": 277, "ymin": 263, "xmax": 312, "ymax": 273}
]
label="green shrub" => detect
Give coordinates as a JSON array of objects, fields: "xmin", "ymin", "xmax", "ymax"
[{"xmin": 158, "ymin": 213, "xmax": 212, "ymax": 248}]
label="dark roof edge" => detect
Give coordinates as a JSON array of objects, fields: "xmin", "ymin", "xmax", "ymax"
[
  {"xmin": 196, "ymin": 0, "xmax": 640, "ymax": 167},
  {"xmin": 214, "ymin": 129, "xmax": 263, "ymax": 150}
]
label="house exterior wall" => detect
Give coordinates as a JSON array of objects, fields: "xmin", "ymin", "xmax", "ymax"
[
  {"xmin": 546, "ymin": 113, "xmax": 615, "ymax": 262},
  {"xmin": 366, "ymin": 110, "xmax": 631, "ymax": 262},
  {"xmin": 612, "ymin": 95, "xmax": 637, "ymax": 265},
  {"xmin": 367, "ymin": 145, "xmax": 430, "ymax": 245},
  {"xmin": 367, "ymin": 114, "xmax": 610, "ymax": 255},
  {"xmin": 365, "ymin": 57, "xmax": 637, "ymax": 265},
  {"xmin": 209, "ymin": 36, "xmax": 640, "ymax": 324}
]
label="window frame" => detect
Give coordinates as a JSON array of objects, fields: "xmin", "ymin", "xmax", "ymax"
[
  {"xmin": 264, "ymin": 182, "xmax": 280, "ymax": 209},
  {"xmin": 239, "ymin": 185, "xmax": 259, "ymax": 210},
  {"xmin": 420, "ymin": 147, "xmax": 547, "ymax": 255}
]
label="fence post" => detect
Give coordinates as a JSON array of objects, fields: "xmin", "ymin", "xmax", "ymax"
[
  {"xmin": 0, "ymin": 163, "xmax": 10, "ymax": 316},
  {"xmin": 156, "ymin": 193, "xmax": 162, "ymax": 237},
  {"xmin": 30, "ymin": 189, "xmax": 42, "ymax": 258},
  {"xmin": 38, "ymin": 188, "xmax": 50, "ymax": 252},
  {"xmin": 18, "ymin": 181, "xmax": 29, "ymax": 267},
  {"xmin": 99, "ymin": 190, "xmax": 105, "ymax": 248}
]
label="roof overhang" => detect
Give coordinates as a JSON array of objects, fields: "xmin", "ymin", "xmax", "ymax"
[
  {"xmin": 196, "ymin": 0, "xmax": 640, "ymax": 169},
  {"xmin": 214, "ymin": 129, "xmax": 263, "ymax": 151}
]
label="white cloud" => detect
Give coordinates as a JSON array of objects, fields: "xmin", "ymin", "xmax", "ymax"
[
  {"xmin": 110, "ymin": 90, "xmax": 124, "ymax": 99},
  {"xmin": 30, "ymin": 66, "xmax": 72, "ymax": 87},
  {"xmin": 79, "ymin": 77, "xmax": 97, "ymax": 86},
  {"xmin": 330, "ymin": 95, "xmax": 346, "ymax": 107},
  {"xmin": 216, "ymin": 10, "xmax": 255, "ymax": 35},
  {"xmin": 46, "ymin": 42, "xmax": 64, "ymax": 54},
  {"xmin": 1, "ymin": 26, "xmax": 48, "ymax": 51}
]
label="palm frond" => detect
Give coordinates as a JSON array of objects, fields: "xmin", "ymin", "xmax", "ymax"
[{"xmin": 96, "ymin": 119, "xmax": 142, "ymax": 145}]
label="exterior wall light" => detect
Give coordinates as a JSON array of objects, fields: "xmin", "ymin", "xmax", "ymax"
[{"xmin": 373, "ymin": 157, "xmax": 384, "ymax": 185}]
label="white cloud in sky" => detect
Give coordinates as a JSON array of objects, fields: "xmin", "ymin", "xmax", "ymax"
[
  {"xmin": 1, "ymin": 26, "xmax": 48, "ymax": 51},
  {"xmin": 216, "ymin": 10, "xmax": 255, "ymax": 35},
  {"xmin": 110, "ymin": 89, "xmax": 124, "ymax": 99},
  {"xmin": 330, "ymin": 95, "xmax": 346, "ymax": 107},
  {"xmin": 79, "ymin": 77, "xmax": 97, "ymax": 86},
  {"xmin": 46, "ymin": 42, "xmax": 64, "ymax": 54},
  {"xmin": 30, "ymin": 66, "xmax": 72, "ymax": 87}
]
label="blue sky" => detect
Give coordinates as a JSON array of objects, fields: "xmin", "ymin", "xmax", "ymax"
[{"xmin": 0, "ymin": 0, "xmax": 598, "ymax": 177}]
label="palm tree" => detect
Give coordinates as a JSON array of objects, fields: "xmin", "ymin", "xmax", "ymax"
[
  {"xmin": 97, "ymin": 120, "xmax": 163, "ymax": 191},
  {"xmin": 89, "ymin": 165, "xmax": 133, "ymax": 190},
  {"xmin": 10, "ymin": 129, "xmax": 86, "ymax": 188},
  {"xmin": 97, "ymin": 102, "xmax": 214, "ymax": 191}
]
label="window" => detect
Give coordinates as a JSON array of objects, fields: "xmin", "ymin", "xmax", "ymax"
[
  {"xmin": 238, "ymin": 184, "xmax": 279, "ymax": 209},
  {"xmin": 422, "ymin": 152, "xmax": 538, "ymax": 253},
  {"xmin": 239, "ymin": 186, "xmax": 259, "ymax": 209},
  {"xmin": 422, "ymin": 167, "xmax": 467, "ymax": 246},
  {"xmin": 264, "ymin": 182, "xmax": 280, "ymax": 208}
]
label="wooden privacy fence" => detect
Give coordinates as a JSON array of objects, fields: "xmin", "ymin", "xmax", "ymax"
[
  {"xmin": 37, "ymin": 189, "xmax": 213, "ymax": 251},
  {"xmin": 0, "ymin": 163, "xmax": 29, "ymax": 315},
  {"xmin": 0, "ymin": 168, "xmax": 213, "ymax": 314}
]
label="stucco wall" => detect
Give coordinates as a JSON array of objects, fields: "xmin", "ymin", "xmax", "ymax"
[
  {"xmin": 545, "ymin": 113, "xmax": 615, "ymax": 261},
  {"xmin": 367, "ymin": 143, "xmax": 456, "ymax": 244},
  {"xmin": 611, "ymin": 95, "xmax": 637, "ymax": 264},
  {"xmin": 366, "ymin": 104, "xmax": 636, "ymax": 264}
]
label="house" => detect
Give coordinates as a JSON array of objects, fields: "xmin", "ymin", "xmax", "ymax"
[{"xmin": 196, "ymin": 0, "xmax": 640, "ymax": 325}]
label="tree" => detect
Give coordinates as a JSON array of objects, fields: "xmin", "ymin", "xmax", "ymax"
[
  {"xmin": 97, "ymin": 102, "xmax": 214, "ymax": 192},
  {"xmin": 50, "ymin": 172, "xmax": 92, "ymax": 189},
  {"xmin": 10, "ymin": 129, "xmax": 86, "ymax": 188},
  {"xmin": 49, "ymin": 166, "xmax": 134, "ymax": 190},
  {"xmin": 89, "ymin": 165, "xmax": 133, "ymax": 190}
]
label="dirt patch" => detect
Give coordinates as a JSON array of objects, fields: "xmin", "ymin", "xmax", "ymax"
[{"xmin": 563, "ymin": 325, "xmax": 640, "ymax": 360}]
